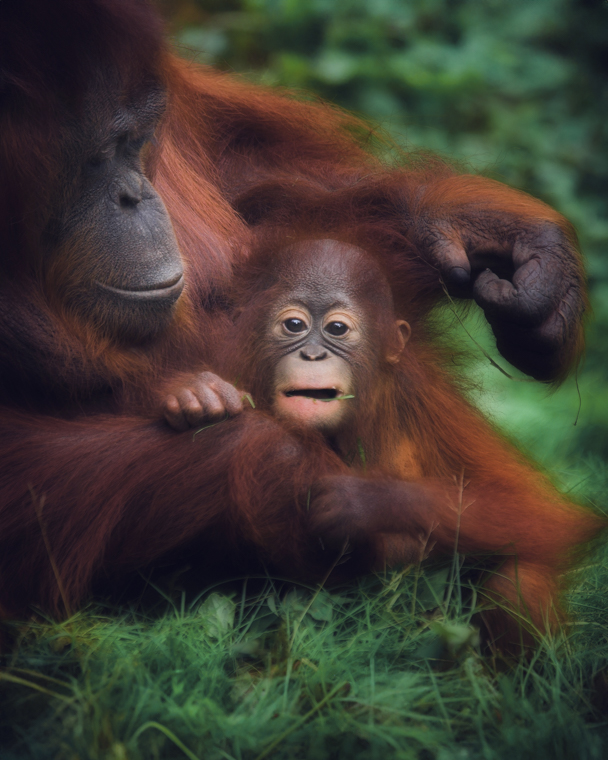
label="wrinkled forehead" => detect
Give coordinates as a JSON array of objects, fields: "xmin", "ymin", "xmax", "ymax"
[{"xmin": 276, "ymin": 240, "xmax": 394, "ymax": 311}]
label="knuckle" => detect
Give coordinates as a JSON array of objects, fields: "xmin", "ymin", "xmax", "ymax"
[
  {"xmin": 185, "ymin": 391, "xmax": 202, "ymax": 412},
  {"xmin": 209, "ymin": 389, "xmax": 226, "ymax": 410},
  {"xmin": 163, "ymin": 394, "xmax": 179, "ymax": 414}
]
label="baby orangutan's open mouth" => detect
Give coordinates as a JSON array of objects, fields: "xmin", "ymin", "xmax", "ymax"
[
  {"xmin": 284, "ymin": 388, "xmax": 340, "ymax": 400},
  {"xmin": 275, "ymin": 383, "xmax": 354, "ymax": 431}
]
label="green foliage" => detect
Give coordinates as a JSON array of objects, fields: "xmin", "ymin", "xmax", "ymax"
[{"xmin": 173, "ymin": 0, "xmax": 607, "ymax": 268}]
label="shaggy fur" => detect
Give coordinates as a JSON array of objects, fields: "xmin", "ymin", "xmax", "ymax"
[
  {"xmin": 216, "ymin": 225, "xmax": 604, "ymax": 650},
  {"xmin": 0, "ymin": 1, "xmax": 594, "ymax": 647}
]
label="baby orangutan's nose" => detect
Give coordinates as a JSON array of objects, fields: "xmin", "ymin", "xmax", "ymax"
[{"xmin": 300, "ymin": 344, "xmax": 328, "ymax": 361}]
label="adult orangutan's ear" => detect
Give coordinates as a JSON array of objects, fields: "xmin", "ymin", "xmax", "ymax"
[{"xmin": 386, "ymin": 320, "xmax": 411, "ymax": 364}]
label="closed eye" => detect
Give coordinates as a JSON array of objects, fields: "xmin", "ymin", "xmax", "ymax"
[
  {"xmin": 86, "ymin": 151, "xmax": 112, "ymax": 169},
  {"xmin": 129, "ymin": 135, "xmax": 148, "ymax": 153}
]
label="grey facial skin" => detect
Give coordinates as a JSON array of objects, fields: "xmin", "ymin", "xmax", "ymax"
[{"xmin": 46, "ymin": 80, "xmax": 184, "ymax": 343}]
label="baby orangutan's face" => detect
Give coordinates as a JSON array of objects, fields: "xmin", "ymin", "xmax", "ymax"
[
  {"xmin": 265, "ymin": 242, "xmax": 410, "ymax": 435},
  {"xmin": 271, "ymin": 302, "xmax": 359, "ymax": 433}
]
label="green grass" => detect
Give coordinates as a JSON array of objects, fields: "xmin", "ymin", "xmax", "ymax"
[{"xmin": 2, "ymin": 534, "xmax": 608, "ymax": 759}]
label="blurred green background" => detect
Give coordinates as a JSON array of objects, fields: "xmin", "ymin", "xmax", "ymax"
[{"xmin": 158, "ymin": 0, "xmax": 607, "ymax": 491}]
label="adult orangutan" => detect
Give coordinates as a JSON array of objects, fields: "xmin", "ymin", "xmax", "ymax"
[
  {"xmin": 164, "ymin": 227, "xmax": 603, "ymax": 648},
  {"xmin": 0, "ymin": 0, "xmax": 591, "ymax": 625}
]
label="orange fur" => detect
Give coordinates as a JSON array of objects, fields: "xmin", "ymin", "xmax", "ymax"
[
  {"xmin": 219, "ymin": 228, "xmax": 604, "ymax": 651},
  {"xmin": 0, "ymin": 1, "xmax": 594, "ymax": 650}
]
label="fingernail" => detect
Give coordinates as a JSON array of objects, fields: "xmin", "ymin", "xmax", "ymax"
[{"xmin": 448, "ymin": 267, "xmax": 471, "ymax": 285}]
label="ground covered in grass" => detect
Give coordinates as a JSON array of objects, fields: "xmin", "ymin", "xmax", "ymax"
[{"xmin": 2, "ymin": 541, "xmax": 608, "ymax": 759}]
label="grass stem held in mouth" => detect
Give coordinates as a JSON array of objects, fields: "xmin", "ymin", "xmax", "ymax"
[{"xmin": 284, "ymin": 389, "xmax": 355, "ymax": 403}]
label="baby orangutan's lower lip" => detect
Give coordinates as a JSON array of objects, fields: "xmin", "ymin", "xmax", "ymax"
[{"xmin": 274, "ymin": 388, "xmax": 353, "ymax": 430}]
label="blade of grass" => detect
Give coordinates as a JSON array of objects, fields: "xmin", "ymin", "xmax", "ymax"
[{"xmin": 253, "ymin": 681, "xmax": 348, "ymax": 760}]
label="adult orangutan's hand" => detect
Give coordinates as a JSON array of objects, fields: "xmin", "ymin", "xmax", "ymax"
[{"xmin": 412, "ymin": 175, "xmax": 586, "ymax": 382}]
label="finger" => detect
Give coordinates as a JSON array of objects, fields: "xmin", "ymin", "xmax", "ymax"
[
  {"xmin": 472, "ymin": 223, "xmax": 582, "ymax": 327},
  {"xmin": 489, "ymin": 285, "xmax": 585, "ymax": 381},
  {"xmin": 175, "ymin": 388, "xmax": 205, "ymax": 427},
  {"xmin": 473, "ymin": 264, "xmax": 563, "ymax": 328},
  {"xmin": 425, "ymin": 231, "xmax": 472, "ymax": 289},
  {"xmin": 309, "ymin": 487, "xmax": 340, "ymax": 533},
  {"xmin": 213, "ymin": 379, "xmax": 244, "ymax": 416},
  {"xmin": 185, "ymin": 387, "xmax": 224, "ymax": 426},
  {"xmin": 526, "ymin": 286, "xmax": 583, "ymax": 353},
  {"xmin": 472, "ymin": 269, "xmax": 523, "ymax": 320},
  {"xmin": 193, "ymin": 373, "xmax": 244, "ymax": 417},
  {"xmin": 163, "ymin": 394, "xmax": 189, "ymax": 432},
  {"xmin": 473, "ymin": 259, "xmax": 577, "ymax": 328}
]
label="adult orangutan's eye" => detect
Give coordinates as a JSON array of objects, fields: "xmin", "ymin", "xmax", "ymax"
[
  {"xmin": 283, "ymin": 318, "xmax": 308, "ymax": 333},
  {"xmin": 325, "ymin": 321, "xmax": 348, "ymax": 336}
]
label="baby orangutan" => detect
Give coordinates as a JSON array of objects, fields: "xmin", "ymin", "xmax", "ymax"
[
  {"xmin": 161, "ymin": 240, "xmax": 409, "ymax": 443},
  {"xmin": 162, "ymin": 238, "xmax": 604, "ymax": 651}
]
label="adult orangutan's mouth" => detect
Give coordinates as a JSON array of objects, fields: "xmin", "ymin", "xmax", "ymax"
[{"xmin": 96, "ymin": 274, "xmax": 184, "ymax": 301}]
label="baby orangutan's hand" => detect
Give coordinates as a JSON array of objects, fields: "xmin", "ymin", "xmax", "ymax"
[{"xmin": 162, "ymin": 371, "xmax": 245, "ymax": 431}]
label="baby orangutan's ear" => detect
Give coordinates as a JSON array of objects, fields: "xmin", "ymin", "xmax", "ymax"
[{"xmin": 386, "ymin": 320, "xmax": 411, "ymax": 364}]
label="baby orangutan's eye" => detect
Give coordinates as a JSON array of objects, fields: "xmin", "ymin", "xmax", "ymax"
[
  {"xmin": 324, "ymin": 321, "xmax": 348, "ymax": 337},
  {"xmin": 283, "ymin": 318, "xmax": 308, "ymax": 333}
]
